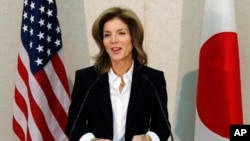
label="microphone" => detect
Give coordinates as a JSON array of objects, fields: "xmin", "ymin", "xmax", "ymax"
[
  {"xmin": 142, "ymin": 74, "xmax": 174, "ymax": 141},
  {"xmin": 68, "ymin": 75, "xmax": 102, "ymax": 141}
]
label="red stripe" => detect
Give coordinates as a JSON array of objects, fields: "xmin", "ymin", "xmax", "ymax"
[
  {"xmin": 13, "ymin": 86, "xmax": 29, "ymax": 141},
  {"xmin": 14, "ymin": 87, "xmax": 28, "ymax": 120},
  {"xmin": 13, "ymin": 117, "xmax": 25, "ymax": 141},
  {"xmin": 17, "ymin": 55, "xmax": 55, "ymax": 141},
  {"xmin": 26, "ymin": 126, "xmax": 32, "ymax": 141},
  {"xmin": 197, "ymin": 32, "xmax": 243, "ymax": 138},
  {"xmin": 51, "ymin": 53, "xmax": 70, "ymax": 97},
  {"xmin": 34, "ymin": 61, "xmax": 68, "ymax": 131},
  {"xmin": 13, "ymin": 116, "xmax": 32, "ymax": 141}
]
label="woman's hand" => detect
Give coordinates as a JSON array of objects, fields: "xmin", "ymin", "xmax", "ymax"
[
  {"xmin": 131, "ymin": 134, "xmax": 152, "ymax": 141},
  {"xmin": 90, "ymin": 138, "xmax": 112, "ymax": 141}
]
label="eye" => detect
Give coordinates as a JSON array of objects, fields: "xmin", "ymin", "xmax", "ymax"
[
  {"xmin": 103, "ymin": 33, "xmax": 111, "ymax": 38},
  {"xmin": 119, "ymin": 31, "xmax": 126, "ymax": 35}
]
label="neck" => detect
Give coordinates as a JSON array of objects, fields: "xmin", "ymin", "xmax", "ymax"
[{"xmin": 111, "ymin": 60, "xmax": 132, "ymax": 76}]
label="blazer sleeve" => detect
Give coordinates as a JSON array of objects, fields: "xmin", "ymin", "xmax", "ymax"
[
  {"xmin": 65, "ymin": 69, "xmax": 92, "ymax": 141},
  {"xmin": 149, "ymin": 71, "xmax": 171, "ymax": 141}
]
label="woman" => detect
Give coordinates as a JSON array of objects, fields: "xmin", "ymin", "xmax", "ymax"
[{"xmin": 65, "ymin": 7, "xmax": 171, "ymax": 141}]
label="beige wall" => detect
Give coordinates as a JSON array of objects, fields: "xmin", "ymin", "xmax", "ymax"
[{"xmin": 0, "ymin": 0, "xmax": 249, "ymax": 141}]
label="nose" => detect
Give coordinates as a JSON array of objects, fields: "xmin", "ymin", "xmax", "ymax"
[{"xmin": 110, "ymin": 35, "xmax": 118, "ymax": 43}]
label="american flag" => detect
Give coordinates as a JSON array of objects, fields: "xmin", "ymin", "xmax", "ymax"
[{"xmin": 13, "ymin": 0, "xmax": 70, "ymax": 140}]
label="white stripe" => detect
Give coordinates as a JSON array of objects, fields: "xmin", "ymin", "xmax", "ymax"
[
  {"xmin": 14, "ymin": 77, "xmax": 27, "ymax": 126},
  {"xmin": 44, "ymin": 50, "xmax": 70, "ymax": 113},
  {"xmin": 18, "ymin": 46, "xmax": 68, "ymax": 140},
  {"xmin": 27, "ymin": 59, "xmax": 67, "ymax": 140},
  {"xmin": 201, "ymin": 0, "xmax": 236, "ymax": 45},
  {"xmin": 13, "ymin": 102, "xmax": 43, "ymax": 141},
  {"xmin": 15, "ymin": 54, "xmax": 43, "ymax": 140},
  {"xmin": 27, "ymin": 109, "xmax": 44, "ymax": 141},
  {"xmin": 13, "ymin": 102, "xmax": 27, "ymax": 136},
  {"xmin": 195, "ymin": 111, "xmax": 228, "ymax": 141}
]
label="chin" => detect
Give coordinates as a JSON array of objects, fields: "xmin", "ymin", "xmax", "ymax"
[{"xmin": 110, "ymin": 56, "xmax": 124, "ymax": 61}]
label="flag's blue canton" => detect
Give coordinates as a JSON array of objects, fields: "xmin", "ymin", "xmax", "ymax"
[{"xmin": 21, "ymin": 0, "xmax": 62, "ymax": 74}]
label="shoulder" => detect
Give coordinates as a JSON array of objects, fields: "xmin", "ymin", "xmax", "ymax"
[
  {"xmin": 140, "ymin": 66, "xmax": 164, "ymax": 77},
  {"xmin": 75, "ymin": 66, "xmax": 100, "ymax": 79},
  {"xmin": 138, "ymin": 65, "xmax": 166, "ymax": 85},
  {"xmin": 76, "ymin": 66, "xmax": 96, "ymax": 74},
  {"xmin": 72, "ymin": 66, "xmax": 105, "ymax": 88}
]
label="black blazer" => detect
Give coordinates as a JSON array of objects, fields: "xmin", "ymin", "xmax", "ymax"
[{"xmin": 66, "ymin": 64, "xmax": 170, "ymax": 141}]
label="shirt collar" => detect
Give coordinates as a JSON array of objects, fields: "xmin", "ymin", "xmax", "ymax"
[{"xmin": 108, "ymin": 62, "xmax": 134, "ymax": 85}]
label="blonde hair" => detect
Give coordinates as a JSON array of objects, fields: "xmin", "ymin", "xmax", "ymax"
[{"xmin": 92, "ymin": 7, "xmax": 147, "ymax": 74}]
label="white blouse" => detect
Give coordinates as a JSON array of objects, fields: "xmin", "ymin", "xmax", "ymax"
[{"xmin": 79, "ymin": 63, "xmax": 159, "ymax": 141}]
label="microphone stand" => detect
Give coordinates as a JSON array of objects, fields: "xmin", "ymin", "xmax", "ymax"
[
  {"xmin": 68, "ymin": 76, "xmax": 102, "ymax": 141},
  {"xmin": 143, "ymin": 74, "xmax": 174, "ymax": 141}
]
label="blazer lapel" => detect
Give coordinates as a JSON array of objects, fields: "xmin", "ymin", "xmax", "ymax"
[
  {"xmin": 126, "ymin": 68, "xmax": 144, "ymax": 130},
  {"xmin": 97, "ymin": 74, "xmax": 113, "ymax": 131}
]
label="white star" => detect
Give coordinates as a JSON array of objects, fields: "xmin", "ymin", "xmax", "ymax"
[
  {"xmin": 38, "ymin": 18, "xmax": 45, "ymax": 27},
  {"xmin": 47, "ymin": 9, "xmax": 53, "ymax": 17},
  {"xmin": 47, "ymin": 0, "xmax": 54, "ymax": 5},
  {"xmin": 30, "ymin": 15, "xmax": 35, "ymax": 23},
  {"xmin": 37, "ymin": 31, "xmax": 45, "ymax": 40},
  {"xmin": 24, "ymin": 0, "xmax": 28, "ymax": 6},
  {"xmin": 47, "ymin": 48, "xmax": 51, "ymax": 56},
  {"xmin": 47, "ymin": 35, "xmax": 51, "ymax": 43},
  {"xmin": 54, "ymin": 39, "xmax": 61, "ymax": 47},
  {"xmin": 30, "ymin": 28, "xmax": 34, "ymax": 36},
  {"xmin": 29, "ymin": 41, "xmax": 33, "ymax": 49},
  {"xmin": 39, "ymin": 5, "xmax": 45, "ymax": 14},
  {"xmin": 36, "ymin": 45, "xmax": 44, "ymax": 53},
  {"xmin": 23, "ymin": 12, "xmax": 28, "ymax": 19},
  {"xmin": 55, "ymin": 26, "xmax": 60, "ymax": 33},
  {"xmin": 35, "ymin": 57, "xmax": 43, "ymax": 66},
  {"xmin": 30, "ymin": 2, "xmax": 35, "ymax": 10},
  {"xmin": 47, "ymin": 22, "xmax": 52, "ymax": 30},
  {"xmin": 22, "ymin": 24, "xmax": 28, "ymax": 32}
]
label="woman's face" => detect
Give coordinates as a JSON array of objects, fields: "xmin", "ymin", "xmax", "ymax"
[{"xmin": 103, "ymin": 17, "xmax": 133, "ymax": 63}]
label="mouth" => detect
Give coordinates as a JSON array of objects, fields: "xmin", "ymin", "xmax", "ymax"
[{"xmin": 111, "ymin": 47, "xmax": 122, "ymax": 53}]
